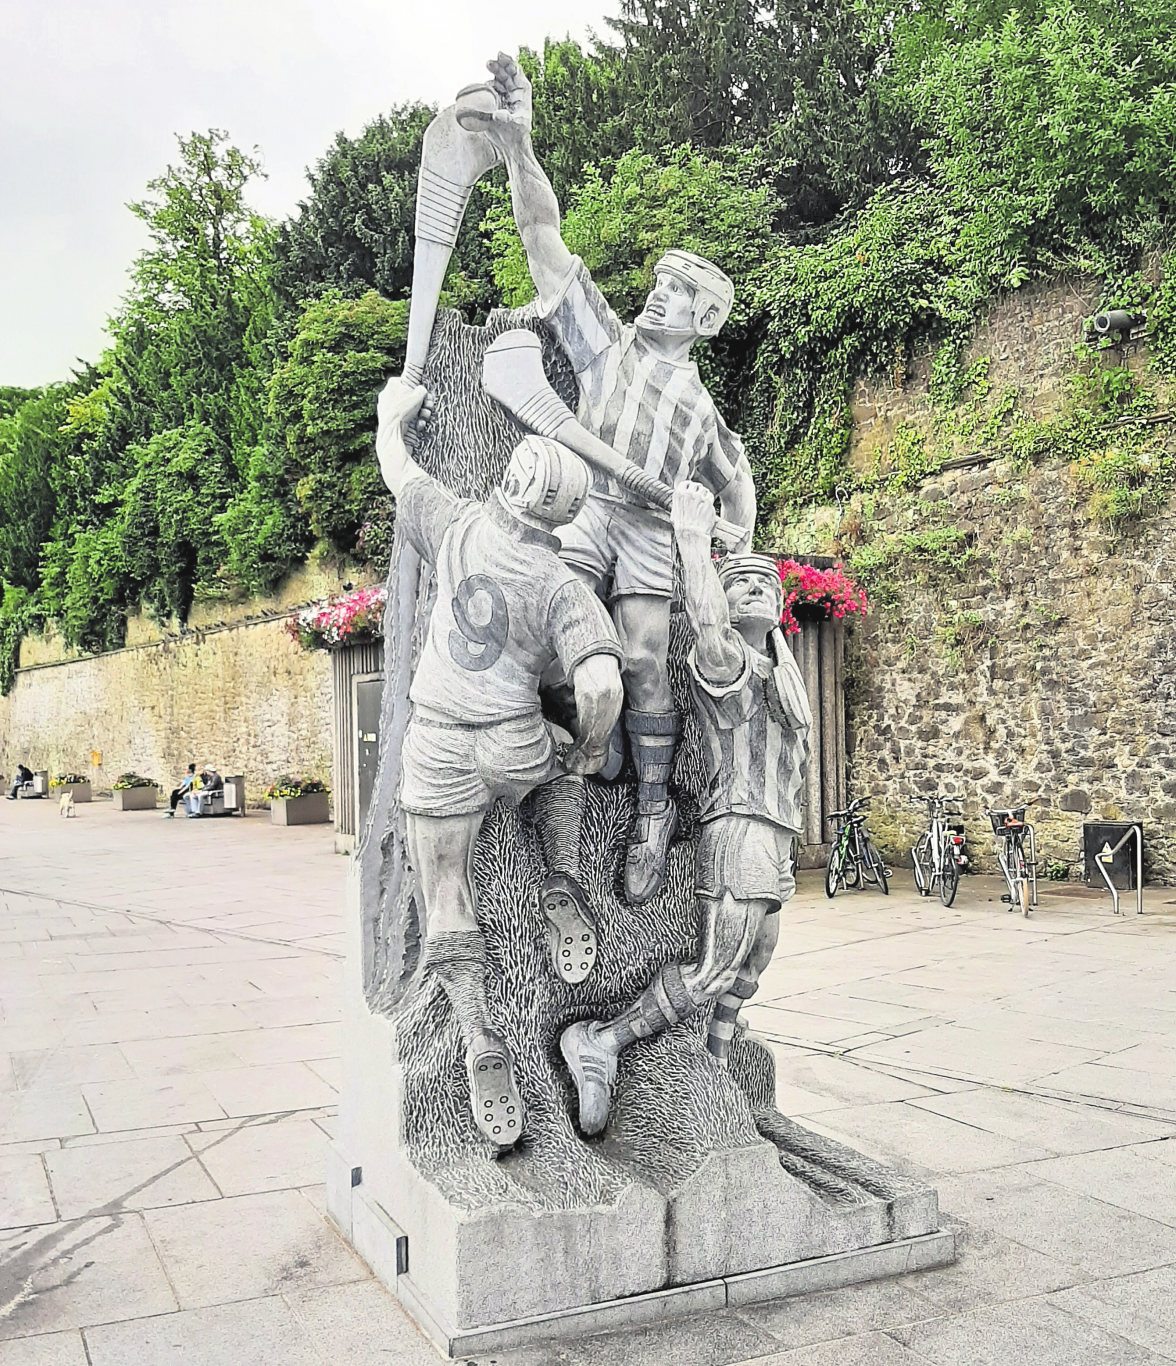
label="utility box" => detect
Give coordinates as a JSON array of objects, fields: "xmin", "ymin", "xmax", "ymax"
[{"xmin": 1082, "ymin": 822, "xmax": 1143, "ymax": 891}]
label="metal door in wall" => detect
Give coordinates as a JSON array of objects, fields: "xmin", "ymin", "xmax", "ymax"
[{"xmin": 354, "ymin": 676, "xmax": 382, "ymax": 834}]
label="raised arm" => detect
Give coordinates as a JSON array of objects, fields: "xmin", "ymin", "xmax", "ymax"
[
  {"xmin": 374, "ymin": 379, "xmax": 429, "ymax": 498},
  {"xmin": 671, "ymin": 482, "xmax": 747, "ymax": 686},
  {"xmin": 485, "ymin": 53, "xmax": 574, "ymax": 305}
]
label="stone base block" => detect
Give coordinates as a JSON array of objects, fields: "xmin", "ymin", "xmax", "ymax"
[
  {"xmin": 53, "ymin": 782, "xmax": 91, "ymax": 802},
  {"xmin": 113, "ymin": 786, "xmax": 157, "ymax": 810}
]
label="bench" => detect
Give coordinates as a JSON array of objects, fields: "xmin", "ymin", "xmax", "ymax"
[{"xmin": 183, "ymin": 774, "xmax": 246, "ymax": 818}]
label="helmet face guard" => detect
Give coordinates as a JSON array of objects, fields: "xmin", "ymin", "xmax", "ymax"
[
  {"xmin": 501, "ymin": 436, "xmax": 590, "ymax": 526},
  {"xmin": 655, "ymin": 250, "xmax": 735, "ymax": 336}
]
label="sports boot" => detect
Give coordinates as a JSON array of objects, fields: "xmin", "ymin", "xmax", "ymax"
[
  {"xmin": 466, "ymin": 1029, "xmax": 524, "ymax": 1150},
  {"xmin": 560, "ymin": 1020, "xmax": 617, "ymax": 1136},
  {"xmin": 540, "ymin": 873, "xmax": 598, "ymax": 984}
]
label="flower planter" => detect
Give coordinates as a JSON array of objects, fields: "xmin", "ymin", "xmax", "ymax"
[
  {"xmin": 52, "ymin": 782, "xmax": 91, "ymax": 803},
  {"xmin": 113, "ymin": 786, "xmax": 157, "ymax": 811},
  {"xmin": 270, "ymin": 791, "xmax": 331, "ymax": 826}
]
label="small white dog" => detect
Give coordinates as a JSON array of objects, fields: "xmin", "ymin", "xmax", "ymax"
[{"xmin": 58, "ymin": 791, "xmax": 76, "ymax": 818}]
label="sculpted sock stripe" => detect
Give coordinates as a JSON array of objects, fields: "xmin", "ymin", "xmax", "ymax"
[{"xmin": 661, "ymin": 962, "xmax": 697, "ymax": 1020}]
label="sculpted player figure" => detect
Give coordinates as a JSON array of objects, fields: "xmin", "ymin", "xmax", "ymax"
[
  {"xmin": 559, "ymin": 482, "xmax": 811, "ymax": 1136},
  {"xmin": 479, "ymin": 53, "xmax": 758, "ymax": 910},
  {"xmin": 375, "ymin": 376, "xmax": 624, "ymax": 1149}
]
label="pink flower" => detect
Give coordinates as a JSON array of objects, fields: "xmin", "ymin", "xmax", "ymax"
[{"xmin": 775, "ymin": 560, "xmax": 868, "ymax": 635}]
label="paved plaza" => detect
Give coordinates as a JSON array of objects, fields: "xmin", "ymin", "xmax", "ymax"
[{"xmin": 2, "ymin": 797, "xmax": 1175, "ymax": 1364}]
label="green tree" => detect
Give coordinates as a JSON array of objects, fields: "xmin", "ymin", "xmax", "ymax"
[
  {"xmin": 0, "ymin": 385, "xmax": 76, "ymax": 591},
  {"xmin": 266, "ymin": 289, "xmax": 408, "ymax": 555},
  {"xmin": 602, "ymin": 0, "xmax": 924, "ymax": 225}
]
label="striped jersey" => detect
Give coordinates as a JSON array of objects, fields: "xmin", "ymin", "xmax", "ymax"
[
  {"xmin": 688, "ymin": 632, "xmax": 811, "ymax": 833},
  {"xmin": 541, "ymin": 257, "xmax": 743, "ymax": 506}
]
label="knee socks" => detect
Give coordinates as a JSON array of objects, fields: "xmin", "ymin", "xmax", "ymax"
[
  {"xmin": 625, "ymin": 710, "xmax": 680, "ymax": 817},
  {"xmin": 532, "ymin": 774, "xmax": 586, "ymax": 881},
  {"xmin": 707, "ymin": 971, "xmax": 760, "ymax": 1064},
  {"xmin": 422, "ymin": 929, "xmax": 490, "ymax": 1044}
]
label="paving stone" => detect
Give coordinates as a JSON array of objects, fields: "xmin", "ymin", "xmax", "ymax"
[
  {"xmin": 0, "ymin": 1331, "xmax": 88, "ymax": 1364},
  {"xmin": 1021, "ymin": 1145, "xmax": 1176, "ymax": 1228},
  {"xmin": 1048, "ymin": 1265, "xmax": 1176, "ymax": 1358},
  {"xmin": 81, "ymin": 1077, "xmax": 225, "ymax": 1131},
  {"xmin": 734, "ymin": 1279, "xmax": 937, "ymax": 1350},
  {"xmin": 285, "ymin": 1281, "xmax": 439, "ymax": 1365},
  {"xmin": 727, "ymin": 1329, "xmax": 933, "ymax": 1365},
  {"xmin": 0, "ymin": 1216, "xmax": 176, "ymax": 1341},
  {"xmin": 935, "ymin": 1166, "xmax": 1176, "ymax": 1277},
  {"xmin": 0, "ymin": 1155, "xmax": 56, "ymax": 1229},
  {"xmin": 0, "ymin": 1088, "xmax": 94, "ymax": 1146},
  {"xmin": 801, "ymin": 1099, "xmax": 1050, "ymax": 1177},
  {"xmin": 908, "ymin": 1088, "xmax": 1174, "ymax": 1155},
  {"xmin": 891, "ymin": 1296, "xmax": 1174, "ymax": 1365},
  {"xmin": 222, "ymin": 1023, "xmax": 339, "ymax": 1067},
  {"xmin": 897, "ymin": 1218, "xmax": 1084, "ymax": 1315},
  {"xmin": 84, "ymin": 1296, "xmax": 322, "ymax": 1366},
  {"xmin": 186, "ymin": 1116, "xmax": 328, "ymax": 1196},
  {"xmin": 142, "ymin": 1190, "xmax": 366, "ymax": 1308},
  {"xmin": 197, "ymin": 1062, "xmax": 338, "ymax": 1117},
  {"xmin": 44, "ymin": 1136, "xmax": 220, "ymax": 1219},
  {"xmin": 560, "ymin": 1310, "xmax": 783, "ymax": 1366}
]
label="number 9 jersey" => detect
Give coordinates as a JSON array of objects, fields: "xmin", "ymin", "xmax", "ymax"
[{"xmin": 400, "ymin": 474, "xmax": 623, "ymax": 724}]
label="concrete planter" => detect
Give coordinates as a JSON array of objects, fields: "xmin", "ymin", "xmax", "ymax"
[
  {"xmin": 113, "ymin": 786, "xmax": 157, "ymax": 811},
  {"xmin": 270, "ymin": 791, "xmax": 330, "ymax": 826},
  {"xmin": 52, "ymin": 781, "xmax": 91, "ymax": 803}
]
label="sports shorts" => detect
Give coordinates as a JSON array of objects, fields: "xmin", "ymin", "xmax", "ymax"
[
  {"xmin": 696, "ymin": 815, "xmax": 798, "ymax": 912},
  {"xmin": 399, "ymin": 709, "xmax": 558, "ymax": 818},
  {"xmin": 557, "ymin": 493, "xmax": 675, "ymax": 599}
]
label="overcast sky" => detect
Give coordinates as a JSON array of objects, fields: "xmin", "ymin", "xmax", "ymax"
[{"xmin": 1, "ymin": 0, "xmax": 616, "ymax": 388}]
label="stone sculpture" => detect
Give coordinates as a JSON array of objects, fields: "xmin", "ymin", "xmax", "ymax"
[
  {"xmin": 328, "ymin": 51, "xmax": 953, "ymax": 1357},
  {"xmin": 482, "ymin": 52, "xmax": 757, "ymax": 908},
  {"xmin": 373, "ymin": 379, "xmax": 623, "ymax": 1146}
]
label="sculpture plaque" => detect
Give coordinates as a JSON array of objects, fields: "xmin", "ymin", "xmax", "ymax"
[{"xmin": 327, "ymin": 52, "xmax": 954, "ymax": 1357}]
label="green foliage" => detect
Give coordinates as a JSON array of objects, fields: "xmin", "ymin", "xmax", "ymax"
[
  {"xmin": 849, "ymin": 526, "xmax": 982, "ymax": 604},
  {"xmin": 874, "ymin": 0, "xmax": 1176, "ymax": 270},
  {"xmin": 267, "ymin": 290, "xmax": 408, "ymax": 555},
  {"xmin": 875, "ymin": 424, "xmax": 941, "ymax": 491},
  {"xmin": 0, "ymin": 385, "xmax": 74, "ymax": 591},
  {"xmin": 603, "ymin": 0, "xmax": 924, "ymax": 225},
  {"xmin": 272, "ymin": 105, "xmax": 433, "ymax": 311},
  {"xmin": 0, "ymin": 583, "xmax": 43, "ymax": 695}
]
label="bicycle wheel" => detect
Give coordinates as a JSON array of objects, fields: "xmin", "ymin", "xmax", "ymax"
[
  {"xmin": 866, "ymin": 839, "xmax": 890, "ymax": 895},
  {"xmin": 1016, "ymin": 844, "xmax": 1031, "ymax": 916},
  {"xmin": 824, "ymin": 841, "xmax": 844, "ymax": 899},
  {"xmin": 843, "ymin": 830, "xmax": 862, "ymax": 888},
  {"xmin": 912, "ymin": 833, "xmax": 932, "ymax": 896},
  {"xmin": 939, "ymin": 853, "xmax": 960, "ymax": 907}
]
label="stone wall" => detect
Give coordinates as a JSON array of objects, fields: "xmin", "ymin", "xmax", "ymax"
[
  {"xmin": 771, "ymin": 271, "xmax": 1176, "ymax": 883},
  {"xmin": 847, "ymin": 460, "xmax": 1175, "ymax": 883},
  {"xmin": 0, "ymin": 571, "xmax": 358, "ymax": 804}
]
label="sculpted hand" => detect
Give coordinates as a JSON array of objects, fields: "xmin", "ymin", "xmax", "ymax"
[
  {"xmin": 671, "ymin": 480, "xmax": 718, "ymax": 544},
  {"xmin": 377, "ymin": 376, "xmax": 433, "ymax": 452},
  {"xmin": 485, "ymin": 52, "xmax": 533, "ymax": 143}
]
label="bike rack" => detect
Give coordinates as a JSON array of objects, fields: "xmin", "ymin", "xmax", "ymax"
[{"xmin": 1092, "ymin": 823, "xmax": 1144, "ymax": 915}]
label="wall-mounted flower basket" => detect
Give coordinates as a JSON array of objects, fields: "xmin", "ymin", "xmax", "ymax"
[{"xmin": 286, "ymin": 585, "xmax": 386, "ymax": 652}]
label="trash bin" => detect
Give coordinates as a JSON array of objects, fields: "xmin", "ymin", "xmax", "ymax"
[{"xmin": 1082, "ymin": 822, "xmax": 1142, "ymax": 891}]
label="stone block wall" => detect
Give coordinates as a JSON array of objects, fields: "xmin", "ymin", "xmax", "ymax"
[
  {"xmin": 846, "ymin": 461, "xmax": 1176, "ymax": 883},
  {"xmin": 0, "ymin": 616, "xmax": 332, "ymax": 806}
]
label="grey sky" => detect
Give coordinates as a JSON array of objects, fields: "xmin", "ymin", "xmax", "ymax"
[{"xmin": 1, "ymin": 0, "xmax": 615, "ymax": 389}]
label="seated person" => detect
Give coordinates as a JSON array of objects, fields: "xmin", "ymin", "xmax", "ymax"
[
  {"xmin": 198, "ymin": 765, "xmax": 224, "ymax": 793},
  {"xmin": 164, "ymin": 763, "xmax": 197, "ymax": 818},
  {"xmin": 7, "ymin": 764, "xmax": 33, "ymax": 799}
]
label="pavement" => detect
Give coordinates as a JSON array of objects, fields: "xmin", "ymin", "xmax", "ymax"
[{"xmin": 2, "ymin": 796, "xmax": 1175, "ymax": 1365}]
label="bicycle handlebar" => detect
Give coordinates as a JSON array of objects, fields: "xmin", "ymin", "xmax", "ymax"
[{"xmin": 827, "ymin": 797, "xmax": 869, "ymax": 820}]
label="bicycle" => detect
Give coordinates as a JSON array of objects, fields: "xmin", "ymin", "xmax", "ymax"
[
  {"xmin": 985, "ymin": 800, "xmax": 1039, "ymax": 915},
  {"xmin": 825, "ymin": 798, "xmax": 891, "ymax": 898},
  {"xmin": 910, "ymin": 795, "xmax": 968, "ymax": 907}
]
